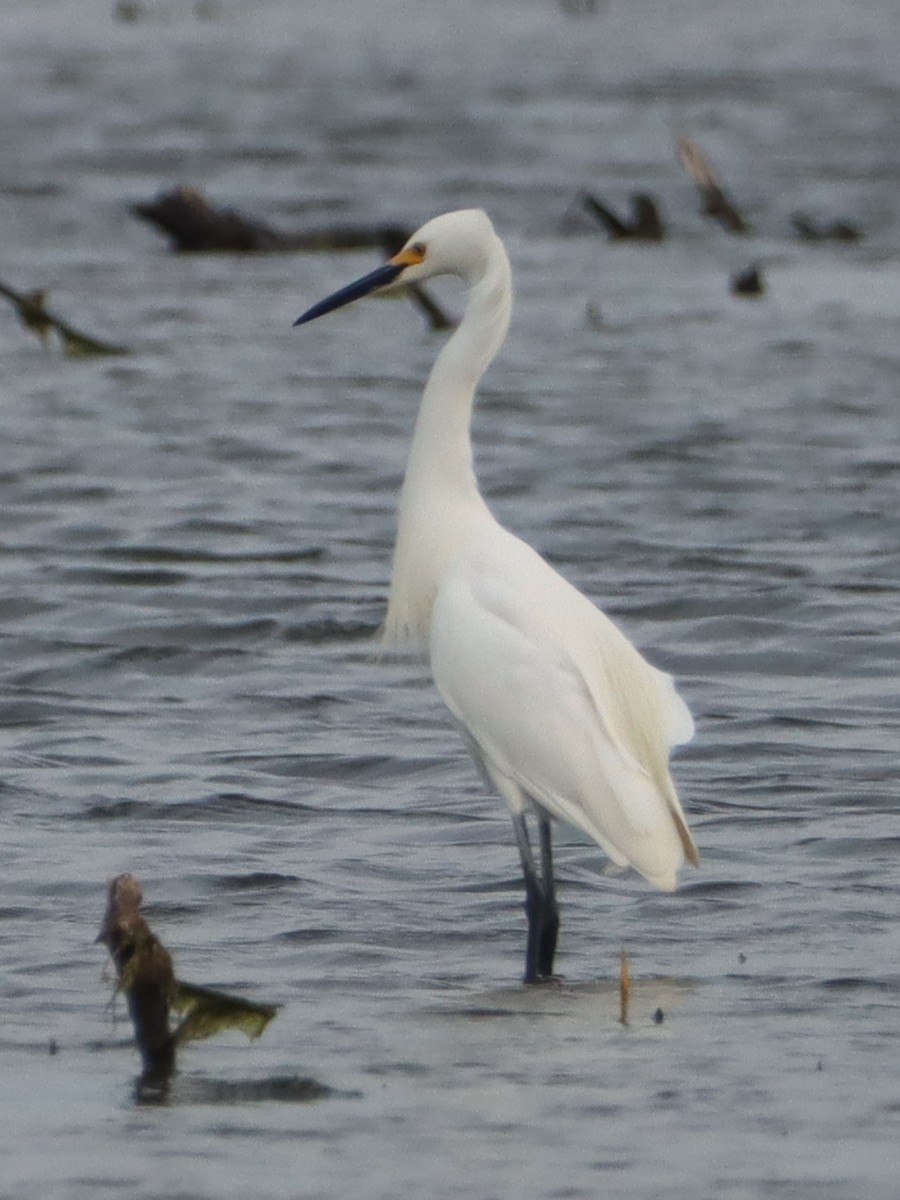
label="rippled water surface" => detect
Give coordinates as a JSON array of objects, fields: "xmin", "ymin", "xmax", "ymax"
[{"xmin": 2, "ymin": 1, "xmax": 899, "ymax": 1197}]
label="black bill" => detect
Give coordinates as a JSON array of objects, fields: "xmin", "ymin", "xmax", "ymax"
[{"xmin": 293, "ymin": 261, "xmax": 405, "ymax": 327}]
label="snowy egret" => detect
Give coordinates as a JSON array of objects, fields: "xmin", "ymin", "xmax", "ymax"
[{"xmin": 294, "ymin": 209, "xmax": 699, "ymax": 983}]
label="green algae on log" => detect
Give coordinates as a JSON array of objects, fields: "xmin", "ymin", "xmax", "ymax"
[
  {"xmin": 98, "ymin": 874, "xmax": 278, "ymax": 1078},
  {"xmin": 0, "ymin": 278, "xmax": 129, "ymax": 356}
]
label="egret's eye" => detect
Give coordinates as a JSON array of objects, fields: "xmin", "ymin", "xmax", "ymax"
[{"xmin": 390, "ymin": 241, "xmax": 427, "ymax": 268}]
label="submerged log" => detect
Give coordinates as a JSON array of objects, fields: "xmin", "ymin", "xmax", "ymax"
[
  {"xmin": 580, "ymin": 191, "xmax": 665, "ymax": 241},
  {"xmin": 790, "ymin": 212, "xmax": 862, "ymax": 242},
  {"xmin": 98, "ymin": 873, "xmax": 278, "ymax": 1080},
  {"xmin": 132, "ymin": 186, "xmax": 296, "ymax": 252},
  {"xmin": 730, "ymin": 263, "xmax": 765, "ymax": 297},
  {"xmin": 132, "ymin": 186, "xmax": 411, "ymax": 255}
]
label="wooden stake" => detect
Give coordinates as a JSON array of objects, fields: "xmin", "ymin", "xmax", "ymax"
[{"xmin": 619, "ymin": 950, "xmax": 631, "ymax": 1026}]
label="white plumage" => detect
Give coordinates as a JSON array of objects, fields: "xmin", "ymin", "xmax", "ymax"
[{"xmin": 294, "ymin": 208, "xmax": 698, "ymax": 981}]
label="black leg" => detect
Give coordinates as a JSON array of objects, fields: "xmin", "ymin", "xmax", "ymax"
[
  {"xmin": 512, "ymin": 813, "xmax": 559, "ymax": 984},
  {"xmin": 522, "ymin": 868, "xmax": 545, "ymax": 984},
  {"xmin": 536, "ymin": 817, "xmax": 559, "ymax": 979},
  {"xmin": 512, "ymin": 814, "xmax": 541, "ymax": 983}
]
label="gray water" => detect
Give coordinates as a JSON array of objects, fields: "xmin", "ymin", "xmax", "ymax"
[{"xmin": 1, "ymin": 0, "xmax": 899, "ymax": 1196}]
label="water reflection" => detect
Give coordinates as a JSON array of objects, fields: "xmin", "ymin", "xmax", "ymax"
[{"xmin": 134, "ymin": 1072, "xmax": 335, "ymax": 1107}]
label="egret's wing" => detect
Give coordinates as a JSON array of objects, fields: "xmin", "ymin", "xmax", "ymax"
[{"xmin": 430, "ymin": 531, "xmax": 697, "ymax": 889}]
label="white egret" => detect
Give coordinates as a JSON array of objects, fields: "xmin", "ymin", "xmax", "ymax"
[{"xmin": 294, "ymin": 209, "xmax": 699, "ymax": 983}]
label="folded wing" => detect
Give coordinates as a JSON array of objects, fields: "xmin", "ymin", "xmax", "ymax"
[{"xmin": 429, "ymin": 526, "xmax": 698, "ymax": 890}]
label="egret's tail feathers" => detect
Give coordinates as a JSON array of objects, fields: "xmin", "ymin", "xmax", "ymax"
[
  {"xmin": 631, "ymin": 815, "xmax": 696, "ymax": 892},
  {"xmin": 672, "ymin": 804, "xmax": 700, "ymax": 868},
  {"xmin": 643, "ymin": 865, "xmax": 679, "ymax": 892}
]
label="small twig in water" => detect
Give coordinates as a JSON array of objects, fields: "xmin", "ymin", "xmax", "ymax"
[
  {"xmin": 676, "ymin": 135, "xmax": 749, "ymax": 234},
  {"xmin": 0, "ymin": 277, "xmax": 129, "ymax": 356},
  {"xmin": 619, "ymin": 950, "xmax": 631, "ymax": 1026}
]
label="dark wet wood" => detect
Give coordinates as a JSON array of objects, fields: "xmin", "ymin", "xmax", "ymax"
[
  {"xmin": 132, "ymin": 186, "xmax": 415, "ymax": 254},
  {"xmin": 0, "ymin": 278, "xmax": 128, "ymax": 356},
  {"xmin": 98, "ymin": 873, "xmax": 279, "ymax": 1082},
  {"xmin": 790, "ymin": 212, "xmax": 862, "ymax": 242},
  {"xmin": 97, "ymin": 874, "xmax": 177, "ymax": 1077},
  {"xmin": 730, "ymin": 263, "xmax": 765, "ymax": 297},
  {"xmin": 581, "ymin": 191, "xmax": 665, "ymax": 240},
  {"xmin": 676, "ymin": 135, "xmax": 749, "ymax": 234}
]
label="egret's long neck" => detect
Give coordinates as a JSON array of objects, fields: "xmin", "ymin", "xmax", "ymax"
[{"xmin": 384, "ymin": 243, "xmax": 513, "ymax": 645}]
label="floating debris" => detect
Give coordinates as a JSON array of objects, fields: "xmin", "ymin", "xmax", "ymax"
[
  {"xmin": 131, "ymin": 185, "xmax": 413, "ymax": 254},
  {"xmin": 676, "ymin": 135, "xmax": 749, "ymax": 234},
  {"xmin": 557, "ymin": 0, "xmax": 605, "ymax": 16},
  {"xmin": 580, "ymin": 191, "xmax": 665, "ymax": 241},
  {"xmin": 790, "ymin": 212, "xmax": 862, "ymax": 242},
  {"xmin": 0, "ymin": 277, "xmax": 129, "ymax": 356},
  {"xmin": 133, "ymin": 186, "xmax": 304, "ymax": 253},
  {"xmin": 113, "ymin": 0, "xmax": 142, "ymax": 20},
  {"xmin": 172, "ymin": 981, "xmax": 277, "ymax": 1045},
  {"xmin": 131, "ymin": 186, "xmax": 454, "ymax": 331},
  {"xmin": 730, "ymin": 263, "xmax": 765, "ymax": 297},
  {"xmin": 98, "ymin": 873, "xmax": 278, "ymax": 1080}
]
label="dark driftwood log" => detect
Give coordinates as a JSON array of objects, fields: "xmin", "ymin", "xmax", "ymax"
[
  {"xmin": 580, "ymin": 191, "xmax": 665, "ymax": 241},
  {"xmin": 131, "ymin": 186, "xmax": 410, "ymax": 254},
  {"xmin": 790, "ymin": 213, "xmax": 862, "ymax": 242},
  {"xmin": 132, "ymin": 187, "xmax": 287, "ymax": 251},
  {"xmin": 97, "ymin": 874, "xmax": 177, "ymax": 1077}
]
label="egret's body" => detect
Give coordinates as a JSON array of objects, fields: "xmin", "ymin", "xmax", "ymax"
[{"xmin": 295, "ymin": 209, "xmax": 698, "ymax": 981}]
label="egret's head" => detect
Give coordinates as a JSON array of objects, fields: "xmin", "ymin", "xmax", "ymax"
[
  {"xmin": 293, "ymin": 208, "xmax": 498, "ymax": 328},
  {"xmin": 391, "ymin": 209, "xmax": 499, "ymax": 284}
]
